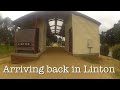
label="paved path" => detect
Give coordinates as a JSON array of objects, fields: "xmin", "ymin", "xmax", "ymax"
[{"xmin": 0, "ymin": 47, "xmax": 118, "ymax": 79}]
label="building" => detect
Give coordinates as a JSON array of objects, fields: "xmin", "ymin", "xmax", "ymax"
[{"xmin": 12, "ymin": 11, "xmax": 101, "ymax": 62}]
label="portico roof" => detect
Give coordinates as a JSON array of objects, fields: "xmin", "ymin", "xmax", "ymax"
[{"xmin": 13, "ymin": 11, "xmax": 101, "ymax": 26}]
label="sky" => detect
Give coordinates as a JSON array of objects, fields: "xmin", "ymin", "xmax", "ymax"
[{"xmin": 0, "ymin": 11, "xmax": 120, "ymax": 32}]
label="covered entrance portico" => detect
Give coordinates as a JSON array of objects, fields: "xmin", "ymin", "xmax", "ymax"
[
  {"xmin": 13, "ymin": 11, "xmax": 73, "ymax": 53},
  {"xmin": 11, "ymin": 11, "xmax": 101, "ymax": 63}
]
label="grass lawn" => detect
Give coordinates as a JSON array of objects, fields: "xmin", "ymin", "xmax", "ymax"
[
  {"xmin": 79, "ymin": 55, "xmax": 120, "ymax": 79},
  {"xmin": 0, "ymin": 45, "xmax": 14, "ymax": 58},
  {"xmin": 108, "ymin": 47, "xmax": 120, "ymax": 78}
]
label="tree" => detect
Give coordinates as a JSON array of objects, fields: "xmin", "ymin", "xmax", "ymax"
[
  {"xmin": 100, "ymin": 31, "xmax": 106, "ymax": 45},
  {"xmin": 0, "ymin": 15, "xmax": 16, "ymax": 46},
  {"xmin": 105, "ymin": 29, "xmax": 115, "ymax": 46},
  {"xmin": 100, "ymin": 20, "xmax": 120, "ymax": 47},
  {"xmin": 0, "ymin": 14, "xmax": 3, "ymax": 25},
  {"xmin": 51, "ymin": 35, "xmax": 57, "ymax": 43}
]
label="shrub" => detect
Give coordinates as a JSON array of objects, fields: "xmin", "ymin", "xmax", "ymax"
[
  {"xmin": 100, "ymin": 44, "xmax": 109, "ymax": 56},
  {"xmin": 112, "ymin": 45, "xmax": 120, "ymax": 60}
]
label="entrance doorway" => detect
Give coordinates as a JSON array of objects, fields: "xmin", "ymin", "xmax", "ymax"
[{"xmin": 46, "ymin": 18, "xmax": 65, "ymax": 47}]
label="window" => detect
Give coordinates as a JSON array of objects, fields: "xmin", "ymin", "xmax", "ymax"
[
  {"xmin": 57, "ymin": 20, "xmax": 63, "ymax": 26},
  {"xmin": 56, "ymin": 26, "xmax": 61, "ymax": 30},
  {"xmin": 48, "ymin": 18, "xmax": 64, "ymax": 34},
  {"xmin": 50, "ymin": 26, "xmax": 55, "ymax": 30},
  {"xmin": 49, "ymin": 20, "xmax": 55, "ymax": 26}
]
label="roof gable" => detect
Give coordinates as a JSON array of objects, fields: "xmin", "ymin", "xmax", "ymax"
[{"xmin": 13, "ymin": 11, "xmax": 101, "ymax": 26}]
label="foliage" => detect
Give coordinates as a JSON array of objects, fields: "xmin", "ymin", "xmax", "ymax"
[
  {"xmin": 100, "ymin": 20, "xmax": 120, "ymax": 47},
  {"xmin": 100, "ymin": 44, "xmax": 109, "ymax": 56},
  {"xmin": 47, "ymin": 30, "xmax": 58, "ymax": 44},
  {"xmin": 0, "ymin": 45, "xmax": 14, "ymax": 58},
  {"xmin": 46, "ymin": 38, "xmax": 52, "ymax": 46},
  {"xmin": 0, "ymin": 15, "xmax": 17, "ymax": 46},
  {"xmin": 112, "ymin": 44, "xmax": 120, "ymax": 60},
  {"xmin": 52, "ymin": 35, "xmax": 57, "ymax": 43}
]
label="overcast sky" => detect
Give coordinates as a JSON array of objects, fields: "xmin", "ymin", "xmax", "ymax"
[{"xmin": 0, "ymin": 11, "xmax": 120, "ymax": 32}]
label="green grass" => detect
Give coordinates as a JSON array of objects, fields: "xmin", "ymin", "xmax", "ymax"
[
  {"xmin": 78, "ymin": 55, "xmax": 101, "ymax": 64},
  {"xmin": 0, "ymin": 45, "xmax": 15, "ymax": 58}
]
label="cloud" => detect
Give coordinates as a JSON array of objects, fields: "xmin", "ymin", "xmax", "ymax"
[
  {"xmin": 0, "ymin": 11, "xmax": 34, "ymax": 20},
  {"xmin": 1, "ymin": 11, "xmax": 120, "ymax": 32},
  {"xmin": 78, "ymin": 11, "xmax": 120, "ymax": 32}
]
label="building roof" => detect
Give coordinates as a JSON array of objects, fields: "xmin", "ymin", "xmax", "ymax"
[
  {"xmin": 71, "ymin": 11, "xmax": 101, "ymax": 26},
  {"xmin": 13, "ymin": 11, "xmax": 101, "ymax": 26}
]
